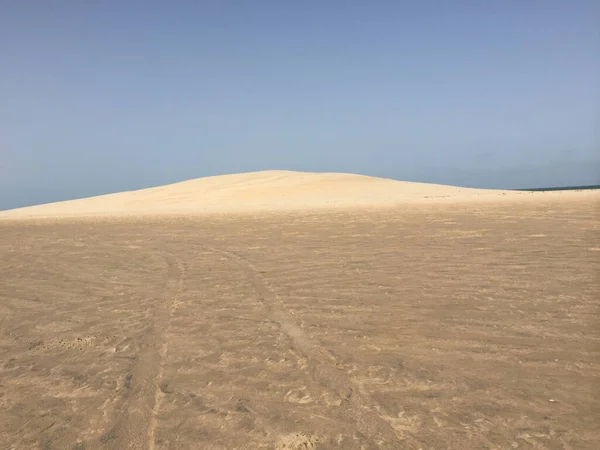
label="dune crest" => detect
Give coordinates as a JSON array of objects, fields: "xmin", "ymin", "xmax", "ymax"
[{"xmin": 0, "ymin": 170, "xmax": 587, "ymax": 219}]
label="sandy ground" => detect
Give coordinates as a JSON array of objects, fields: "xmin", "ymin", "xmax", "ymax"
[{"xmin": 0, "ymin": 173, "xmax": 599, "ymax": 449}]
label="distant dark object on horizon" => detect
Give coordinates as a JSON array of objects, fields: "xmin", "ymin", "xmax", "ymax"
[{"xmin": 514, "ymin": 185, "xmax": 600, "ymax": 192}]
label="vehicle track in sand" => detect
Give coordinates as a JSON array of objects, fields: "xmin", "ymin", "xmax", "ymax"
[
  {"xmin": 207, "ymin": 245, "xmax": 422, "ymax": 449},
  {"xmin": 100, "ymin": 241, "xmax": 422, "ymax": 449},
  {"xmin": 106, "ymin": 248, "xmax": 186, "ymax": 450}
]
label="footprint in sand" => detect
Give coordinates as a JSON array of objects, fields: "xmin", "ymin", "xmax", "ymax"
[{"xmin": 284, "ymin": 388, "xmax": 313, "ymax": 404}]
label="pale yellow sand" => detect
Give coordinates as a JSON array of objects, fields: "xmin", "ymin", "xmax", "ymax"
[{"xmin": 1, "ymin": 170, "xmax": 597, "ymax": 219}]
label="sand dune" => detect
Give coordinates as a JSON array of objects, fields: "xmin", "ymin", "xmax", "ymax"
[
  {"xmin": 0, "ymin": 170, "xmax": 507, "ymax": 219},
  {"xmin": 2, "ymin": 170, "xmax": 597, "ymax": 219}
]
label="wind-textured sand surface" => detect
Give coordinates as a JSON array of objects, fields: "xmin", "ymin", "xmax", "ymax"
[{"xmin": 1, "ymin": 172, "xmax": 599, "ymax": 449}]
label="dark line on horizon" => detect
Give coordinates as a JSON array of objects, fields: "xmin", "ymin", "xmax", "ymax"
[{"xmin": 512, "ymin": 185, "xmax": 600, "ymax": 192}]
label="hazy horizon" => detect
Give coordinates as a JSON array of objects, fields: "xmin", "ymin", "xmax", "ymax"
[{"xmin": 2, "ymin": 1, "xmax": 599, "ymax": 210}]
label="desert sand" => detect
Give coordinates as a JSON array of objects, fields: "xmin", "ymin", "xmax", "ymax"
[
  {"xmin": 0, "ymin": 171, "xmax": 599, "ymax": 449},
  {"xmin": 2, "ymin": 170, "xmax": 596, "ymax": 220}
]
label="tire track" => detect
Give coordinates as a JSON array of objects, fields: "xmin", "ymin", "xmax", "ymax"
[
  {"xmin": 207, "ymin": 246, "xmax": 421, "ymax": 450},
  {"xmin": 106, "ymin": 248, "xmax": 185, "ymax": 450}
]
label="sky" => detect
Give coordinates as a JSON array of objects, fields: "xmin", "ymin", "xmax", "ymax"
[{"xmin": 1, "ymin": 1, "xmax": 599, "ymax": 210}]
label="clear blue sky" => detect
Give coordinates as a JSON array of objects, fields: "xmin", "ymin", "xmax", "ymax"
[{"xmin": 1, "ymin": 1, "xmax": 599, "ymax": 209}]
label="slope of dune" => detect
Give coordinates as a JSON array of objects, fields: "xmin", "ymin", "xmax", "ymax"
[{"xmin": 0, "ymin": 170, "xmax": 557, "ymax": 219}]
